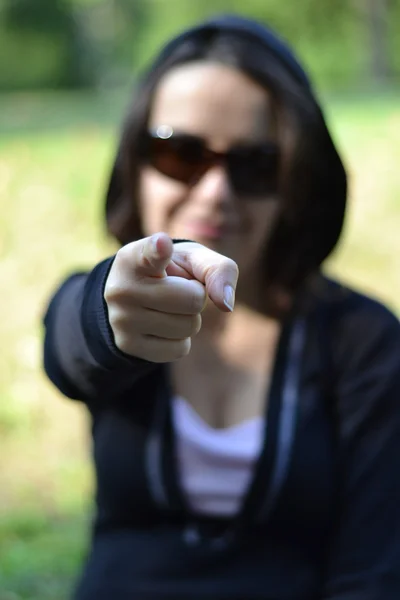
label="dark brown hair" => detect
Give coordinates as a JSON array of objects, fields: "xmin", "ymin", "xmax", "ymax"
[{"xmin": 105, "ymin": 28, "xmax": 347, "ymax": 305}]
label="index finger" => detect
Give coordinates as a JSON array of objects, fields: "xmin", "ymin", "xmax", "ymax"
[{"xmin": 169, "ymin": 242, "xmax": 239, "ymax": 312}]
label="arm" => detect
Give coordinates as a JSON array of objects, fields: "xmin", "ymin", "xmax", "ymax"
[
  {"xmin": 43, "ymin": 257, "xmax": 157, "ymax": 404},
  {"xmin": 43, "ymin": 235, "xmax": 238, "ymax": 406},
  {"xmin": 322, "ymin": 296, "xmax": 400, "ymax": 599}
]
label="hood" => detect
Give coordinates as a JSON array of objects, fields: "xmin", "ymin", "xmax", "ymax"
[
  {"xmin": 151, "ymin": 14, "xmax": 311, "ymax": 89},
  {"xmin": 104, "ymin": 14, "xmax": 319, "ymax": 243}
]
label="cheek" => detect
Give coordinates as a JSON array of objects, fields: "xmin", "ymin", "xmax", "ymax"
[{"xmin": 138, "ymin": 168, "xmax": 186, "ymax": 236}]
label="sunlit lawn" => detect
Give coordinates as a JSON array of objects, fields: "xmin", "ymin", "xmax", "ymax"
[{"xmin": 0, "ymin": 89, "xmax": 399, "ymax": 600}]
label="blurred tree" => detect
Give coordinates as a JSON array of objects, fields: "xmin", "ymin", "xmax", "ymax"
[
  {"xmin": 0, "ymin": 0, "xmax": 88, "ymax": 90},
  {"xmin": 365, "ymin": 0, "xmax": 391, "ymax": 83},
  {"xmin": 388, "ymin": 0, "xmax": 400, "ymax": 77},
  {"xmin": 66, "ymin": 0, "xmax": 150, "ymax": 88},
  {"xmin": 0, "ymin": 0, "xmax": 398, "ymax": 91},
  {"xmin": 131, "ymin": 0, "xmax": 364, "ymax": 88}
]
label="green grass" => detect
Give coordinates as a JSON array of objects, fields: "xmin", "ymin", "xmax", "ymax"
[
  {"xmin": 0, "ymin": 512, "xmax": 88, "ymax": 600},
  {"xmin": 0, "ymin": 89, "xmax": 399, "ymax": 599}
]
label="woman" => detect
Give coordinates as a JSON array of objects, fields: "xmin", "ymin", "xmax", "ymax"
[{"xmin": 43, "ymin": 14, "xmax": 400, "ymax": 600}]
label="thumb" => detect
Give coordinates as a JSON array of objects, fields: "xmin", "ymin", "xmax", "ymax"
[{"xmin": 136, "ymin": 232, "xmax": 174, "ymax": 278}]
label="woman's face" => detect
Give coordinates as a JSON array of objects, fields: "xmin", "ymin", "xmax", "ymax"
[{"xmin": 138, "ymin": 61, "xmax": 280, "ymax": 281}]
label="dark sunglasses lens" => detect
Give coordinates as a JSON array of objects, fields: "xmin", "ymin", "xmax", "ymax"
[
  {"xmin": 148, "ymin": 136, "xmax": 208, "ymax": 184},
  {"xmin": 229, "ymin": 147, "xmax": 279, "ymax": 196}
]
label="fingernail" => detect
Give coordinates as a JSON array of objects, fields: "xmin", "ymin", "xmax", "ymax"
[{"xmin": 223, "ymin": 285, "xmax": 235, "ymax": 312}]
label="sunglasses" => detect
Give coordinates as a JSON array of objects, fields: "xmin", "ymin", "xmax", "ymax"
[{"xmin": 139, "ymin": 126, "xmax": 280, "ymax": 197}]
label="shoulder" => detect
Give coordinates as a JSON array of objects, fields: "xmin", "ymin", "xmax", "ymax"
[
  {"xmin": 316, "ymin": 276, "xmax": 400, "ymax": 382},
  {"xmin": 318, "ymin": 276, "xmax": 399, "ymax": 337}
]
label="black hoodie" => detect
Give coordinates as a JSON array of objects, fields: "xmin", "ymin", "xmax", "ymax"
[{"xmin": 43, "ymin": 14, "xmax": 400, "ymax": 600}]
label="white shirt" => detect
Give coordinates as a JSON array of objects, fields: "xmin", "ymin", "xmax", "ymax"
[{"xmin": 172, "ymin": 395, "xmax": 264, "ymax": 516}]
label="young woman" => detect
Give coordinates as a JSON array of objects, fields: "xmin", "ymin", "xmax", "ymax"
[{"xmin": 43, "ymin": 14, "xmax": 400, "ymax": 600}]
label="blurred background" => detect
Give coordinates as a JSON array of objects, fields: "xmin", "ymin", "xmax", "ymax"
[{"xmin": 0, "ymin": 1, "xmax": 399, "ymax": 598}]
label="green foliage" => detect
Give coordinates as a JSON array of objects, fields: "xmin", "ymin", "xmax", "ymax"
[
  {"xmin": 131, "ymin": 0, "xmax": 365, "ymax": 87},
  {"xmin": 0, "ymin": 0, "xmax": 87, "ymax": 90},
  {"xmin": 388, "ymin": 0, "xmax": 400, "ymax": 74},
  {"xmin": 0, "ymin": 511, "xmax": 88, "ymax": 600},
  {"xmin": 0, "ymin": 0, "xmax": 399, "ymax": 91}
]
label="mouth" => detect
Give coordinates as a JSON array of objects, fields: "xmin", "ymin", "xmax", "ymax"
[{"xmin": 184, "ymin": 221, "xmax": 235, "ymax": 240}]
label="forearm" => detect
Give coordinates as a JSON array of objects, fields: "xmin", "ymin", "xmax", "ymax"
[{"xmin": 43, "ymin": 259, "xmax": 157, "ymax": 404}]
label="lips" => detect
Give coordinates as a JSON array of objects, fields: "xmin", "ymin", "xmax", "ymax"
[{"xmin": 185, "ymin": 220, "xmax": 235, "ymax": 240}]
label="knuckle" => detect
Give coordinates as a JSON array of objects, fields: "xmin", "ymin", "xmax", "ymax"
[
  {"xmin": 105, "ymin": 275, "xmax": 140, "ymax": 308},
  {"xmin": 174, "ymin": 338, "xmax": 191, "ymax": 360},
  {"xmin": 228, "ymin": 258, "xmax": 239, "ymax": 278},
  {"xmin": 190, "ymin": 285, "xmax": 206, "ymax": 314},
  {"xmin": 191, "ymin": 314, "xmax": 202, "ymax": 336},
  {"xmin": 116, "ymin": 243, "xmax": 133, "ymax": 264},
  {"xmin": 220, "ymin": 256, "xmax": 239, "ymax": 279},
  {"xmin": 104, "ymin": 280, "xmax": 125, "ymax": 304},
  {"xmin": 108, "ymin": 310, "xmax": 127, "ymax": 333},
  {"xmin": 113, "ymin": 331, "xmax": 133, "ymax": 355},
  {"xmin": 142, "ymin": 337, "xmax": 191, "ymax": 363},
  {"xmin": 206, "ymin": 256, "xmax": 239, "ymax": 291},
  {"xmin": 108, "ymin": 307, "xmax": 140, "ymax": 344},
  {"xmin": 110, "ymin": 248, "xmax": 129, "ymax": 276}
]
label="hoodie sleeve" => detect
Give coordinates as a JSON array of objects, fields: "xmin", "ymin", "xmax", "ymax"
[
  {"xmin": 43, "ymin": 257, "xmax": 158, "ymax": 405},
  {"xmin": 322, "ymin": 295, "xmax": 400, "ymax": 600}
]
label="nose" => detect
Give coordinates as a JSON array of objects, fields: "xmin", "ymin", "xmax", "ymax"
[{"xmin": 191, "ymin": 164, "xmax": 234, "ymax": 207}]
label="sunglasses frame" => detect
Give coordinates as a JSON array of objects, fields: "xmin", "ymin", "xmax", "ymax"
[{"xmin": 139, "ymin": 126, "xmax": 280, "ymax": 197}]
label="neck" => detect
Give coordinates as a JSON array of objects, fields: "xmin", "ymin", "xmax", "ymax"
[
  {"xmin": 199, "ymin": 300, "xmax": 276, "ymax": 339},
  {"xmin": 200, "ymin": 269, "xmax": 274, "ymax": 335},
  {"xmin": 193, "ymin": 300, "xmax": 280, "ymax": 375}
]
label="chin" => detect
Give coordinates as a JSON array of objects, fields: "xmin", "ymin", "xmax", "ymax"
[
  {"xmin": 171, "ymin": 230, "xmax": 217, "ymax": 247},
  {"xmin": 193, "ymin": 235, "xmax": 228, "ymax": 252},
  {"xmin": 171, "ymin": 226, "xmax": 240, "ymax": 258}
]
